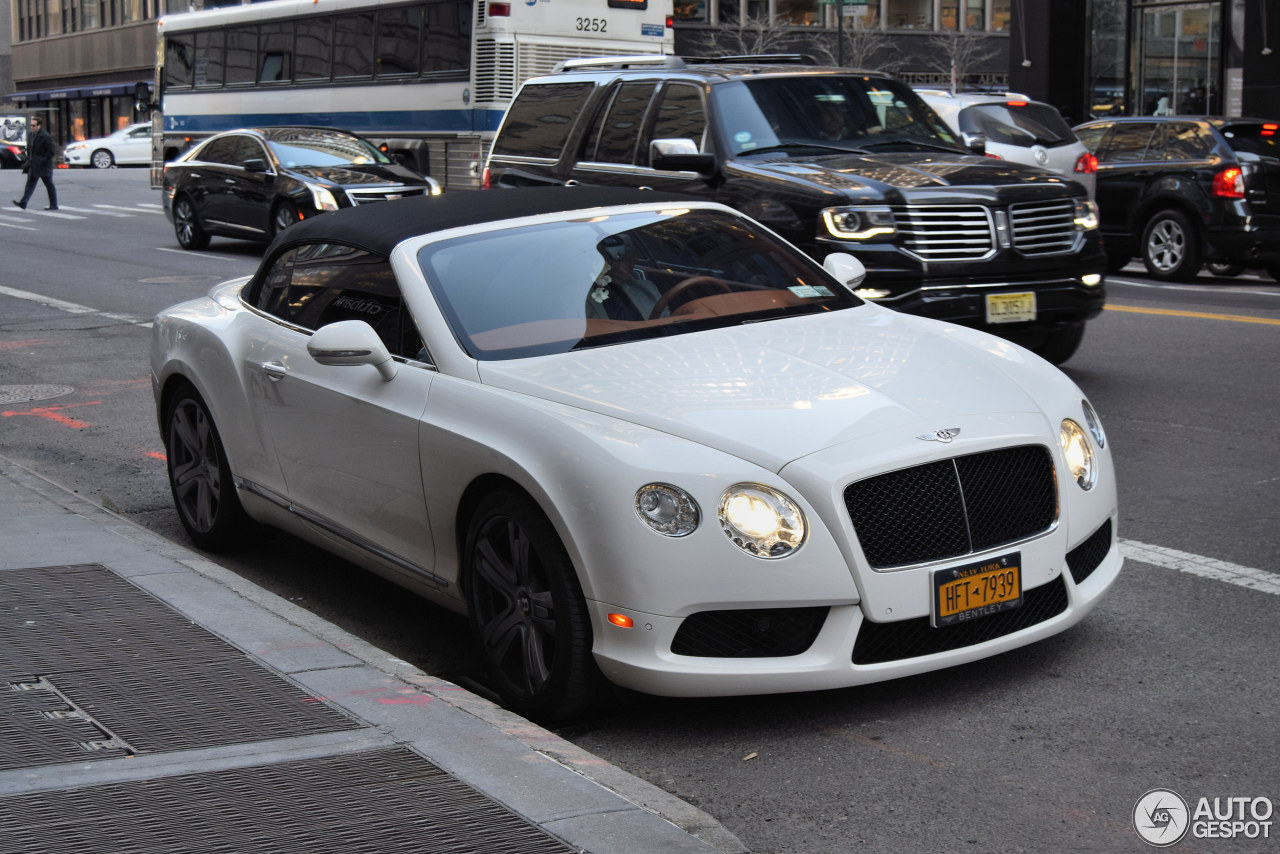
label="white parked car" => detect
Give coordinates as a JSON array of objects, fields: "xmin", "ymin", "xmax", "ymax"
[
  {"xmin": 150, "ymin": 187, "xmax": 1121, "ymax": 721},
  {"xmin": 62, "ymin": 122, "xmax": 151, "ymax": 168},
  {"xmin": 915, "ymin": 90, "xmax": 1097, "ymax": 198}
]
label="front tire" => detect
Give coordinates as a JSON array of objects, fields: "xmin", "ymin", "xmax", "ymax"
[
  {"xmin": 90, "ymin": 149, "xmax": 115, "ymax": 169},
  {"xmin": 271, "ymin": 200, "xmax": 299, "ymax": 238},
  {"xmin": 1141, "ymin": 209, "xmax": 1201, "ymax": 281},
  {"xmin": 163, "ymin": 384, "xmax": 258, "ymax": 551},
  {"xmin": 173, "ymin": 195, "xmax": 210, "ymax": 250},
  {"xmin": 1033, "ymin": 322, "xmax": 1086, "ymax": 366},
  {"xmin": 464, "ymin": 491, "xmax": 603, "ymax": 722}
]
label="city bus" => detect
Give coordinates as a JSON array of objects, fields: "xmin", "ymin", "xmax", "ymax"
[{"xmin": 149, "ymin": 0, "xmax": 673, "ymax": 190}]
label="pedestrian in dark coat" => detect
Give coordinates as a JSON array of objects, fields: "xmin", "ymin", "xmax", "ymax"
[{"xmin": 13, "ymin": 116, "xmax": 58, "ymax": 211}]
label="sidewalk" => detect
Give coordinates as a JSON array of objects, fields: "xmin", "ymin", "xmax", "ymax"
[{"xmin": 0, "ymin": 456, "xmax": 747, "ymax": 854}]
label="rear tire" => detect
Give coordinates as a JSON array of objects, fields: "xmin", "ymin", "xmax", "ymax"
[
  {"xmin": 1141, "ymin": 209, "xmax": 1201, "ymax": 281},
  {"xmin": 163, "ymin": 383, "xmax": 259, "ymax": 551},
  {"xmin": 464, "ymin": 491, "xmax": 604, "ymax": 722},
  {"xmin": 173, "ymin": 195, "xmax": 210, "ymax": 250},
  {"xmin": 1032, "ymin": 322, "xmax": 1086, "ymax": 366},
  {"xmin": 1204, "ymin": 261, "xmax": 1245, "ymax": 277}
]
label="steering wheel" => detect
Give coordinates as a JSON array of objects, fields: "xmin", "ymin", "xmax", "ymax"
[{"xmin": 648, "ymin": 276, "xmax": 732, "ymax": 320}]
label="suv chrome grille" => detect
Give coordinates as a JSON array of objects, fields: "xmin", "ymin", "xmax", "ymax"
[
  {"xmin": 345, "ymin": 186, "xmax": 429, "ymax": 205},
  {"xmin": 844, "ymin": 445, "xmax": 1058, "ymax": 570},
  {"xmin": 1010, "ymin": 199, "xmax": 1078, "ymax": 256},
  {"xmin": 890, "ymin": 204, "xmax": 994, "ymax": 261}
]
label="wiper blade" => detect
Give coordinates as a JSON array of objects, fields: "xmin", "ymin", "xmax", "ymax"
[
  {"xmin": 858, "ymin": 139, "xmax": 966, "ymax": 154},
  {"xmin": 742, "ymin": 142, "xmax": 870, "ymax": 156}
]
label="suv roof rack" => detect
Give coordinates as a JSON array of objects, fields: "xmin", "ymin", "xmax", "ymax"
[
  {"xmin": 684, "ymin": 54, "xmax": 817, "ymax": 65},
  {"xmin": 553, "ymin": 54, "xmax": 686, "ymax": 72}
]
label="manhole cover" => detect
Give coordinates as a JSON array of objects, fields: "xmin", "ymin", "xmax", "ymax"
[
  {"xmin": 138, "ymin": 275, "xmax": 222, "ymax": 284},
  {"xmin": 0, "ymin": 385, "xmax": 75, "ymax": 404}
]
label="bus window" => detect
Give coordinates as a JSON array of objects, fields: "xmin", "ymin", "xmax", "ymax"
[{"xmin": 334, "ymin": 13, "xmax": 375, "ymax": 79}]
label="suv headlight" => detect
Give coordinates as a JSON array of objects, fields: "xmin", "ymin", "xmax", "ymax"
[
  {"xmin": 821, "ymin": 205, "xmax": 896, "ymax": 240},
  {"xmin": 718, "ymin": 483, "xmax": 807, "ymax": 558},
  {"xmin": 1073, "ymin": 199, "xmax": 1099, "ymax": 231},
  {"xmin": 1059, "ymin": 418, "xmax": 1097, "ymax": 490},
  {"xmin": 305, "ymin": 183, "xmax": 340, "ymax": 212}
]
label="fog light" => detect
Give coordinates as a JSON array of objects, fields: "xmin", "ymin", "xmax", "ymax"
[{"xmin": 1082, "ymin": 274, "xmax": 1102, "ymax": 286}]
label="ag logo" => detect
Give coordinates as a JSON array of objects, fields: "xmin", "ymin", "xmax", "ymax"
[{"xmin": 1134, "ymin": 789, "xmax": 1190, "ymax": 846}]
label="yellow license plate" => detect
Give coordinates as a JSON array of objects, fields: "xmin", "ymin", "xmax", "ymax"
[
  {"xmin": 986, "ymin": 292, "xmax": 1036, "ymax": 324},
  {"xmin": 932, "ymin": 553, "xmax": 1022, "ymax": 627}
]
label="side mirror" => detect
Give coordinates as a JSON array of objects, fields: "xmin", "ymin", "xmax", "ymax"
[
  {"xmin": 822, "ymin": 252, "xmax": 867, "ymax": 288},
  {"xmin": 243, "ymin": 158, "xmax": 270, "ymax": 173},
  {"xmin": 308, "ymin": 320, "xmax": 398, "ymax": 381},
  {"xmin": 962, "ymin": 132, "xmax": 987, "ymax": 156},
  {"xmin": 650, "ymin": 138, "xmax": 717, "ymax": 176}
]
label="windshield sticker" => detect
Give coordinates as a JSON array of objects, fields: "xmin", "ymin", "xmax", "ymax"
[
  {"xmin": 790, "ymin": 285, "xmax": 833, "ymax": 298},
  {"xmin": 734, "ymin": 131, "xmax": 753, "ymax": 145}
]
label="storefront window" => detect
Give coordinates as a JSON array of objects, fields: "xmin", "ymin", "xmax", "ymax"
[
  {"xmin": 966, "ymin": 0, "xmax": 984, "ymax": 29},
  {"xmin": 674, "ymin": 0, "xmax": 707, "ymax": 21},
  {"xmin": 941, "ymin": 0, "xmax": 958, "ymax": 30},
  {"xmin": 69, "ymin": 99, "xmax": 87, "ymax": 142},
  {"xmin": 1090, "ymin": 0, "xmax": 1127, "ymax": 118},
  {"xmin": 886, "ymin": 0, "xmax": 931, "ymax": 29},
  {"xmin": 1134, "ymin": 1, "xmax": 1220, "ymax": 116},
  {"xmin": 778, "ymin": 0, "xmax": 821, "ymax": 26},
  {"xmin": 991, "ymin": 0, "xmax": 1009, "ymax": 31}
]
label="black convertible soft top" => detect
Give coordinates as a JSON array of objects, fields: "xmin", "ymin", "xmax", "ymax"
[{"xmin": 263, "ymin": 186, "xmax": 700, "ymax": 259}]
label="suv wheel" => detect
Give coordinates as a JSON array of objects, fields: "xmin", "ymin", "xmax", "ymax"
[
  {"xmin": 1204, "ymin": 261, "xmax": 1245, "ymax": 277},
  {"xmin": 1267, "ymin": 264, "xmax": 1280, "ymax": 283},
  {"xmin": 1141, "ymin": 209, "xmax": 1201, "ymax": 282},
  {"xmin": 1033, "ymin": 322, "xmax": 1085, "ymax": 366}
]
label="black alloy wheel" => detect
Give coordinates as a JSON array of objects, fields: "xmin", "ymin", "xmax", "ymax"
[
  {"xmin": 1141, "ymin": 209, "xmax": 1202, "ymax": 282},
  {"xmin": 271, "ymin": 200, "xmax": 299, "ymax": 238},
  {"xmin": 173, "ymin": 195, "xmax": 210, "ymax": 250},
  {"xmin": 163, "ymin": 384, "xmax": 258, "ymax": 551},
  {"xmin": 464, "ymin": 491, "xmax": 603, "ymax": 722}
]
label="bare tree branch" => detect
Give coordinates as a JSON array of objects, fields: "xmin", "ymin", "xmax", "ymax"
[{"xmin": 926, "ymin": 29, "xmax": 1000, "ymax": 90}]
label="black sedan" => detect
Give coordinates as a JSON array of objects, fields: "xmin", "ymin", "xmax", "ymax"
[{"xmin": 162, "ymin": 126, "xmax": 440, "ymax": 250}]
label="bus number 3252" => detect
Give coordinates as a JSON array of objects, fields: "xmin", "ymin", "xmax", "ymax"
[{"xmin": 576, "ymin": 17, "xmax": 607, "ymax": 31}]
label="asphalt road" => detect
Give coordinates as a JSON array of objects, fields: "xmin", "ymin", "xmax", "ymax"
[{"xmin": 2, "ymin": 169, "xmax": 1277, "ymax": 853}]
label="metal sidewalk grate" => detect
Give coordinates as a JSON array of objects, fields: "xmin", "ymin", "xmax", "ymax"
[
  {"xmin": 0, "ymin": 564, "xmax": 359, "ymax": 769},
  {"xmin": 0, "ymin": 747, "xmax": 578, "ymax": 853}
]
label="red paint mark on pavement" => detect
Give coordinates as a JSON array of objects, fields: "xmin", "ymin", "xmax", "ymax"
[
  {"xmin": 824, "ymin": 727, "xmax": 949, "ymax": 768},
  {"xmin": 0, "ymin": 339, "xmax": 48, "ymax": 350},
  {"xmin": 2, "ymin": 401, "xmax": 101, "ymax": 428},
  {"xmin": 145, "ymin": 451, "xmax": 167, "ymax": 462},
  {"xmin": 375, "ymin": 694, "xmax": 434, "ymax": 706}
]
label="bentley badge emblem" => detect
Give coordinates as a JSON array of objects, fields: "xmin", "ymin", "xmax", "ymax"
[{"xmin": 917, "ymin": 427, "xmax": 961, "ymax": 443}]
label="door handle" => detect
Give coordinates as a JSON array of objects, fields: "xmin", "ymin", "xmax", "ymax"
[{"xmin": 261, "ymin": 361, "xmax": 287, "ymax": 380}]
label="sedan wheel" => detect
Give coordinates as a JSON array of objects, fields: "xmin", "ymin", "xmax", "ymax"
[
  {"xmin": 271, "ymin": 200, "xmax": 299, "ymax": 238},
  {"xmin": 90, "ymin": 149, "xmax": 115, "ymax": 169},
  {"xmin": 465, "ymin": 491, "xmax": 602, "ymax": 722},
  {"xmin": 1141, "ymin": 209, "xmax": 1201, "ymax": 281},
  {"xmin": 163, "ymin": 384, "xmax": 258, "ymax": 551},
  {"xmin": 173, "ymin": 195, "xmax": 210, "ymax": 250}
]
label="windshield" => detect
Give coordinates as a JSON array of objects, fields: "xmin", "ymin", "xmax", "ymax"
[
  {"xmin": 418, "ymin": 209, "xmax": 862, "ymax": 360},
  {"xmin": 958, "ymin": 102, "xmax": 1076, "ymax": 148},
  {"xmin": 263, "ymin": 129, "xmax": 391, "ymax": 168},
  {"xmin": 717, "ymin": 76, "xmax": 961, "ymax": 156}
]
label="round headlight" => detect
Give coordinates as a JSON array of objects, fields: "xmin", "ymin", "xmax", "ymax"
[
  {"xmin": 1081, "ymin": 398, "xmax": 1106, "ymax": 449},
  {"xmin": 1059, "ymin": 419, "xmax": 1096, "ymax": 490},
  {"xmin": 718, "ymin": 483, "xmax": 807, "ymax": 558},
  {"xmin": 635, "ymin": 483, "xmax": 699, "ymax": 537}
]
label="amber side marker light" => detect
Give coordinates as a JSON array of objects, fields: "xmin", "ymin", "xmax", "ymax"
[{"xmin": 608, "ymin": 613, "xmax": 634, "ymax": 628}]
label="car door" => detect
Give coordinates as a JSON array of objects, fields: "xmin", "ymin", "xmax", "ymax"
[
  {"xmin": 119, "ymin": 125, "xmax": 152, "ymax": 165},
  {"xmin": 245, "ymin": 242, "xmax": 438, "ymax": 582},
  {"xmin": 220, "ymin": 135, "xmax": 276, "ymax": 237},
  {"xmin": 1094, "ymin": 121, "xmax": 1160, "ymax": 239}
]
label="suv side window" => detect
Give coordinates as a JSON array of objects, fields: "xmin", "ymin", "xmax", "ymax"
[
  {"xmin": 584, "ymin": 82, "xmax": 657, "ymax": 164},
  {"xmin": 648, "ymin": 83, "xmax": 707, "ymax": 154},
  {"xmin": 1074, "ymin": 123, "xmax": 1110, "ymax": 153},
  {"xmin": 492, "ymin": 82, "xmax": 595, "ymax": 160},
  {"xmin": 249, "ymin": 243, "xmax": 426, "ymax": 360},
  {"xmin": 1098, "ymin": 122, "xmax": 1159, "ymax": 163},
  {"xmin": 1159, "ymin": 121, "xmax": 1213, "ymax": 160}
]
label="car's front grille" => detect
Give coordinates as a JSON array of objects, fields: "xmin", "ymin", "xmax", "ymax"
[
  {"xmin": 851, "ymin": 574, "xmax": 1068, "ymax": 664},
  {"xmin": 345, "ymin": 186, "xmax": 430, "ymax": 205},
  {"xmin": 891, "ymin": 204, "xmax": 994, "ymax": 261},
  {"xmin": 1010, "ymin": 199, "xmax": 1079, "ymax": 256},
  {"xmin": 844, "ymin": 445, "xmax": 1058, "ymax": 570},
  {"xmin": 671, "ymin": 607, "xmax": 828, "ymax": 658},
  {"xmin": 1066, "ymin": 518, "xmax": 1113, "ymax": 585}
]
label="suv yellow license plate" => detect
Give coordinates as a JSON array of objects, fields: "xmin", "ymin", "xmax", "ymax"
[
  {"xmin": 986, "ymin": 292, "xmax": 1036, "ymax": 324},
  {"xmin": 932, "ymin": 553, "xmax": 1022, "ymax": 627}
]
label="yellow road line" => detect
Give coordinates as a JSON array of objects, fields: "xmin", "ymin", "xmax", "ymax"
[{"xmin": 1105, "ymin": 303, "xmax": 1280, "ymax": 326}]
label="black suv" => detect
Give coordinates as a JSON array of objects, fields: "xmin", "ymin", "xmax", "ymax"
[
  {"xmin": 484, "ymin": 56, "xmax": 1106, "ymax": 364},
  {"xmin": 1074, "ymin": 116, "xmax": 1280, "ymax": 281}
]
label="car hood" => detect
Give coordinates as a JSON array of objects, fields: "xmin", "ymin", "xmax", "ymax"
[
  {"xmin": 729, "ymin": 151, "xmax": 1079, "ymax": 196},
  {"xmin": 477, "ymin": 306, "xmax": 1060, "ymax": 473},
  {"xmin": 288, "ymin": 164, "xmax": 426, "ymax": 187}
]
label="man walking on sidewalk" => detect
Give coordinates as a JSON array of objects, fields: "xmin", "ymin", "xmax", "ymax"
[{"xmin": 13, "ymin": 116, "xmax": 58, "ymax": 211}]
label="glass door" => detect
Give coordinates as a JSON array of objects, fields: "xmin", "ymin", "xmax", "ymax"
[{"xmin": 1133, "ymin": 2, "xmax": 1221, "ymax": 116}]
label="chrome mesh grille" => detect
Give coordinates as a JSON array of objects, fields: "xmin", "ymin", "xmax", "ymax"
[
  {"xmin": 345, "ymin": 187, "xmax": 430, "ymax": 205},
  {"xmin": 890, "ymin": 204, "xmax": 994, "ymax": 261},
  {"xmin": 1010, "ymin": 199, "xmax": 1079, "ymax": 256},
  {"xmin": 844, "ymin": 445, "xmax": 1058, "ymax": 570}
]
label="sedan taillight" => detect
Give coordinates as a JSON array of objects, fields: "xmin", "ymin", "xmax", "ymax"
[
  {"xmin": 1074, "ymin": 152, "xmax": 1098, "ymax": 174},
  {"xmin": 1212, "ymin": 166, "xmax": 1245, "ymax": 199}
]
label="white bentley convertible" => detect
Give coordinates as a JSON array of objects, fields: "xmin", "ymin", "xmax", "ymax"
[{"xmin": 150, "ymin": 187, "xmax": 1121, "ymax": 721}]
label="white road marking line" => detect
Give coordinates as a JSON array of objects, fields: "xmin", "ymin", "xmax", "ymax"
[
  {"xmin": 56, "ymin": 205, "xmax": 132, "ymax": 217},
  {"xmin": 1121, "ymin": 539, "xmax": 1280, "ymax": 595},
  {"xmin": 30, "ymin": 209, "xmax": 86, "ymax": 219},
  {"xmin": 0, "ymin": 222, "xmax": 37, "ymax": 231},
  {"xmin": 0, "ymin": 284, "xmax": 150, "ymax": 326},
  {"xmin": 94, "ymin": 204, "xmax": 162, "ymax": 214},
  {"xmin": 154, "ymin": 246, "xmax": 241, "ymax": 262}
]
